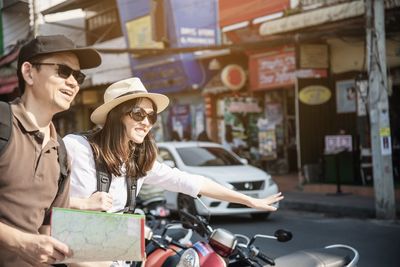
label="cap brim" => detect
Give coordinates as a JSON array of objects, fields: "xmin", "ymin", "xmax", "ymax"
[
  {"xmin": 63, "ymin": 48, "xmax": 101, "ymax": 69},
  {"xmin": 90, "ymin": 93, "xmax": 169, "ymax": 125}
]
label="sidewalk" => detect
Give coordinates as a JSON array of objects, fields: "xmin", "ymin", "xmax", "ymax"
[{"xmin": 274, "ymin": 174, "xmax": 400, "ymax": 218}]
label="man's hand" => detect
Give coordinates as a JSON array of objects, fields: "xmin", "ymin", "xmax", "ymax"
[{"xmin": 17, "ymin": 233, "xmax": 72, "ymax": 266}]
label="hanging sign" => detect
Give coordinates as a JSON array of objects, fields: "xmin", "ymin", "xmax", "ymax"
[
  {"xmin": 299, "ymin": 85, "xmax": 331, "ymax": 105},
  {"xmin": 220, "ymin": 64, "xmax": 246, "ymax": 91}
]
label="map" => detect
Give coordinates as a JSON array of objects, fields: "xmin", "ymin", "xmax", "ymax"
[{"xmin": 51, "ymin": 208, "xmax": 145, "ymax": 263}]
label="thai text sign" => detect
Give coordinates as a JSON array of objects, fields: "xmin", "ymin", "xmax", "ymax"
[{"xmin": 249, "ymin": 46, "xmax": 327, "ymax": 91}]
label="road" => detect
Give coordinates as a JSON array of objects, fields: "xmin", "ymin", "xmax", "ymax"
[{"xmin": 209, "ymin": 210, "xmax": 400, "ymax": 267}]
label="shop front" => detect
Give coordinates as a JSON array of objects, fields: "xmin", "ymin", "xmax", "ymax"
[{"xmin": 248, "ymin": 45, "xmax": 328, "ymax": 175}]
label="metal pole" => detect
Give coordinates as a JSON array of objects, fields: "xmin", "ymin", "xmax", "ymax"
[
  {"xmin": 366, "ymin": 0, "xmax": 396, "ymax": 219},
  {"xmin": 295, "ymin": 78, "xmax": 303, "ymax": 187}
]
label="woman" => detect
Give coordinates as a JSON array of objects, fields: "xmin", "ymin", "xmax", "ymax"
[{"xmin": 63, "ymin": 77, "xmax": 283, "ymax": 265}]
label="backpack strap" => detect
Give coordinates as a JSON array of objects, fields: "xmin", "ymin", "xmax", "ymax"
[
  {"xmin": 125, "ymin": 177, "xmax": 137, "ymax": 214},
  {"xmin": 95, "ymin": 157, "xmax": 112, "ymax": 192},
  {"xmin": 94, "ymin": 156, "xmax": 137, "ymax": 214},
  {"xmin": 0, "ymin": 101, "xmax": 12, "ymax": 157},
  {"xmin": 76, "ymin": 131, "xmax": 112, "ymax": 193},
  {"xmin": 78, "ymin": 131, "xmax": 137, "ymax": 212}
]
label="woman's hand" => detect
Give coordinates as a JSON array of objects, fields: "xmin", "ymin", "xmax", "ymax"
[
  {"xmin": 246, "ymin": 192, "xmax": 284, "ymax": 211},
  {"xmin": 200, "ymin": 178, "xmax": 284, "ymax": 212},
  {"xmin": 86, "ymin": 192, "xmax": 113, "ymax": 211},
  {"xmin": 70, "ymin": 192, "xmax": 113, "ymax": 211}
]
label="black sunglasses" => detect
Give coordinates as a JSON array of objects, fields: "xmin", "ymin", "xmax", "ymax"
[
  {"xmin": 31, "ymin": 62, "xmax": 86, "ymax": 85},
  {"xmin": 128, "ymin": 107, "xmax": 157, "ymax": 124}
]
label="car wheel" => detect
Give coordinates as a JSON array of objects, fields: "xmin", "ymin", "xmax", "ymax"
[
  {"xmin": 177, "ymin": 194, "xmax": 197, "ymax": 220},
  {"xmin": 251, "ymin": 212, "xmax": 270, "ymax": 220}
]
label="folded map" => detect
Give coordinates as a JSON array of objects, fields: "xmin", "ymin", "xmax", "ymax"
[{"xmin": 51, "ymin": 208, "xmax": 145, "ymax": 263}]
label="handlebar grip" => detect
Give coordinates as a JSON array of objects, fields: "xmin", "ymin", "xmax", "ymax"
[{"xmin": 257, "ymin": 251, "xmax": 275, "ymax": 266}]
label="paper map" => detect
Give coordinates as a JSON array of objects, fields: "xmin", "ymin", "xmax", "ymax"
[{"xmin": 51, "ymin": 208, "xmax": 145, "ymax": 263}]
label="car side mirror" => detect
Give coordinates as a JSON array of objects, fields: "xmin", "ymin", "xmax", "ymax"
[
  {"xmin": 239, "ymin": 158, "xmax": 248, "ymax": 165},
  {"xmin": 164, "ymin": 160, "xmax": 176, "ymax": 168}
]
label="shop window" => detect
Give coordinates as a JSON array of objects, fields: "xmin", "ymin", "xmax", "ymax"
[{"xmin": 85, "ymin": 1, "xmax": 123, "ymax": 45}]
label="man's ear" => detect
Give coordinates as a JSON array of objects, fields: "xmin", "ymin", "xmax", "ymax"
[{"xmin": 21, "ymin": 62, "xmax": 34, "ymax": 85}]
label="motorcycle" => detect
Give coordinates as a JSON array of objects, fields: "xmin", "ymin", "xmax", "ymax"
[
  {"xmin": 139, "ymin": 223, "xmax": 194, "ymax": 267},
  {"xmin": 136, "ymin": 184, "xmax": 171, "ymax": 231},
  {"xmin": 145, "ymin": 197, "xmax": 359, "ymax": 267}
]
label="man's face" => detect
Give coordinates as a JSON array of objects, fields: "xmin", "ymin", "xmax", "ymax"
[{"xmin": 30, "ymin": 52, "xmax": 81, "ymax": 113}]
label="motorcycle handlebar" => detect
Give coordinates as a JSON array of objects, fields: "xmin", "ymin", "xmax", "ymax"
[
  {"xmin": 256, "ymin": 251, "xmax": 275, "ymax": 266},
  {"xmin": 179, "ymin": 210, "xmax": 211, "ymax": 237}
]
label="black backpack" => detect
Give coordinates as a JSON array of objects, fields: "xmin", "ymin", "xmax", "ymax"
[
  {"xmin": 0, "ymin": 101, "xmax": 69, "ymax": 200},
  {"xmin": 80, "ymin": 132, "xmax": 137, "ymax": 214}
]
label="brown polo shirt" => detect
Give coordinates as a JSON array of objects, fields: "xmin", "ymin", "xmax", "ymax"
[{"xmin": 0, "ymin": 98, "xmax": 70, "ymax": 266}]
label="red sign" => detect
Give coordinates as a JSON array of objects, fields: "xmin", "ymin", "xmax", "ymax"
[
  {"xmin": 249, "ymin": 47, "xmax": 327, "ymax": 91},
  {"xmin": 220, "ymin": 64, "xmax": 246, "ymax": 91},
  {"xmin": 219, "ymin": 0, "xmax": 289, "ymax": 27}
]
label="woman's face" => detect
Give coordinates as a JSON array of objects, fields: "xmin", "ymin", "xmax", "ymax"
[{"xmin": 122, "ymin": 98, "xmax": 155, "ymax": 144}]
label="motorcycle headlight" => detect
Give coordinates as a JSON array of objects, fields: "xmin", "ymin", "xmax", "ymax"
[{"xmin": 177, "ymin": 248, "xmax": 200, "ymax": 267}]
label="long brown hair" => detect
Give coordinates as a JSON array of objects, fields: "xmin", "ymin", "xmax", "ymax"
[{"xmin": 88, "ymin": 97, "xmax": 158, "ymax": 179}]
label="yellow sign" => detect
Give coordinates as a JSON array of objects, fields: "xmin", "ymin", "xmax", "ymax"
[
  {"xmin": 125, "ymin": 16, "xmax": 164, "ymax": 49},
  {"xmin": 299, "ymin": 85, "xmax": 331, "ymax": 105},
  {"xmin": 380, "ymin": 127, "xmax": 391, "ymax": 137}
]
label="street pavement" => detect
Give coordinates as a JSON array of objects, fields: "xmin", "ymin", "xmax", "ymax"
[{"xmin": 274, "ymin": 174, "xmax": 400, "ymax": 219}]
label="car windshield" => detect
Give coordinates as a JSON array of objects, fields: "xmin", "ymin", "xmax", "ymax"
[{"xmin": 176, "ymin": 146, "xmax": 243, "ymax": 166}]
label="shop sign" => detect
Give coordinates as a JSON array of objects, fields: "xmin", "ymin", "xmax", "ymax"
[
  {"xmin": 300, "ymin": 44, "xmax": 329, "ymax": 69},
  {"xmin": 227, "ymin": 97, "xmax": 261, "ymax": 113},
  {"xmin": 336, "ymin": 79, "xmax": 356, "ymax": 113},
  {"xmin": 299, "ymin": 85, "xmax": 331, "ymax": 105},
  {"xmin": 219, "ymin": 0, "xmax": 289, "ymax": 27},
  {"xmin": 168, "ymin": 0, "xmax": 219, "ymax": 47},
  {"xmin": 125, "ymin": 15, "xmax": 164, "ymax": 49},
  {"xmin": 220, "ymin": 64, "xmax": 246, "ymax": 91},
  {"xmin": 133, "ymin": 53, "xmax": 205, "ymax": 94},
  {"xmin": 325, "ymin": 135, "xmax": 353, "ymax": 153},
  {"xmin": 249, "ymin": 46, "xmax": 328, "ymax": 91},
  {"xmin": 249, "ymin": 47, "xmax": 296, "ymax": 90}
]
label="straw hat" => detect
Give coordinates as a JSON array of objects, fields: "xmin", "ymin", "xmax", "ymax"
[{"xmin": 90, "ymin": 77, "xmax": 169, "ymax": 125}]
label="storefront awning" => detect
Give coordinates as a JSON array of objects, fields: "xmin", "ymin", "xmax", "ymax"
[
  {"xmin": 259, "ymin": 1, "xmax": 365, "ymax": 36},
  {"xmin": 41, "ymin": 0, "xmax": 98, "ymax": 15}
]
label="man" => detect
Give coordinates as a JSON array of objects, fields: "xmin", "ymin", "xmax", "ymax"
[{"xmin": 0, "ymin": 35, "xmax": 101, "ymax": 266}]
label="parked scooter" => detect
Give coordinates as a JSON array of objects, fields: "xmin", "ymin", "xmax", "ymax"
[
  {"xmin": 177, "ymin": 207, "xmax": 359, "ymax": 267},
  {"xmin": 144, "ymin": 197, "xmax": 359, "ymax": 267},
  {"xmin": 139, "ymin": 223, "xmax": 193, "ymax": 267}
]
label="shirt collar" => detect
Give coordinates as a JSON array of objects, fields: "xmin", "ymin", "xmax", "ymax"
[{"xmin": 11, "ymin": 98, "xmax": 58, "ymax": 143}]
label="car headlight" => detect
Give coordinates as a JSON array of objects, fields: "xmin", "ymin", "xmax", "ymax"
[{"xmin": 268, "ymin": 178, "xmax": 276, "ymax": 187}]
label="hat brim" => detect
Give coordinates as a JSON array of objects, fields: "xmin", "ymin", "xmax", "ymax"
[{"xmin": 90, "ymin": 93, "xmax": 170, "ymax": 125}]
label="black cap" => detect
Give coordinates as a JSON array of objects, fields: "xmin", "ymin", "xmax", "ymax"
[{"xmin": 18, "ymin": 35, "xmax": 101, "ymax": 70}]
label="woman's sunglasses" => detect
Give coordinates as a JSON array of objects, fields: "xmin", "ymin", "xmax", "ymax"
[
  {"xmin": 31, "ymin": 62, "xmax": 86, "ymax": 84},
  {"xmin": 128, "ymin": 107, "xmax": 157, "ymax": 124}
]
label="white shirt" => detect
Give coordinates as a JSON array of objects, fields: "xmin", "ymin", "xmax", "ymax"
[{"xmin": 63, "ymin": 134, "xmax": 204, "ymax": 212}]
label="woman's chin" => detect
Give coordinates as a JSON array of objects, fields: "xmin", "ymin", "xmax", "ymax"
[{"xmin": 131, "ymin": 137, "xmax": 145, "ymax": 144}]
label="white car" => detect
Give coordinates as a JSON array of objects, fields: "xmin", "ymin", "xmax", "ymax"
[{"xmin": 157, "ymin": 141, "xmax": 279, "ymax": 219}]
